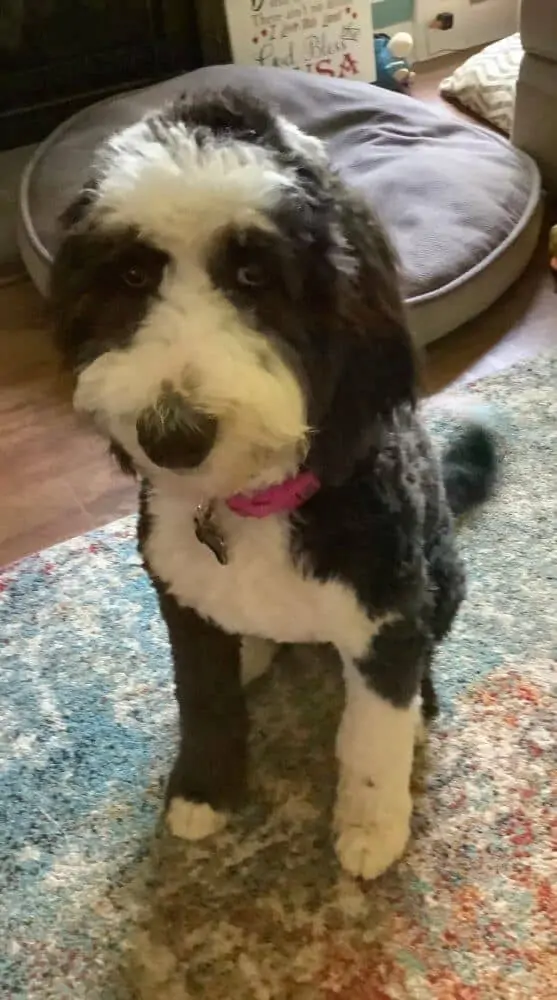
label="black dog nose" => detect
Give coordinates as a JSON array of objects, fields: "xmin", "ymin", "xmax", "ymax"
[{"xmin": 136, "ymin": 390, "xmax": 217, "ymax": 470}]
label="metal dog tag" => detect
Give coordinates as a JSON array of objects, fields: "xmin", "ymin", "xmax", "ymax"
[{"xmin": 194, "ymin": 503, "xmax": 228, "ymax": 565}]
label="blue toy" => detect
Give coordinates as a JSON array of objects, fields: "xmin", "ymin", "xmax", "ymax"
[{"xmin": 373, "ymin": 32, "xmax": 415, "ymax": 92}]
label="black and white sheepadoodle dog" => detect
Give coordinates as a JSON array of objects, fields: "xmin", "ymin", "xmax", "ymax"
[{"xmin": 51, "ymin": 91, "xmax": 496, "ymax": 880}]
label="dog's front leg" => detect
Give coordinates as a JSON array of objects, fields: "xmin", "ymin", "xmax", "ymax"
[
  {"xmin": 334, "ymin": 617, "xmax": 426, "ymax": 880},
  {"xmin": 156, "ymin": 588, "xmax": 247, "ymax": 841}
]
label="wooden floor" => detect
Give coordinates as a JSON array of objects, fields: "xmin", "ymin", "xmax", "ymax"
[{"xmin": 1, "ymin": 58, "xmax": 555, "ymax": 567}]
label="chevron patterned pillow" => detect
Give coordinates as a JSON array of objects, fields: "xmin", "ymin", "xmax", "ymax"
[{"xmin": 440, "ymin": 34, "xmax": 523, "ymax": 135}]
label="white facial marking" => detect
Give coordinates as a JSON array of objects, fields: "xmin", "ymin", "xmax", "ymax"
[
  {"xmin": 95, "ymin": 118, "xmax": 296, "ymax": 243},
  {"xmin": 334, "ymin": 656, "xmax": 417, "ymax": 879},
  {"xmin": 72, "ymin": 114, "xmax": 310, "ymax": 495}
]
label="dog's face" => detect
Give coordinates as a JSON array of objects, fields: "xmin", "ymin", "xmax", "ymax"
[{"xmin": 52, "ymin": 91, "xmax": 415, "ymax": 494}]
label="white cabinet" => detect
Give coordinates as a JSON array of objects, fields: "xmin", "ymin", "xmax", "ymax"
[{"xmin": 415, "ymin": 0, "xmax": 518, "ymax": 59}]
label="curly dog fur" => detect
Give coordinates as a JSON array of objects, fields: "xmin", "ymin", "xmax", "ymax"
[{"xmin": 51, "ymin": 90, "xmax": 496, "ymax": 878}]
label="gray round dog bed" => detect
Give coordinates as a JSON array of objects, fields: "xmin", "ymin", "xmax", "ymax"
[{"xmin": 18, "ymin": 65, "xmax": 542, "ymax": 346}]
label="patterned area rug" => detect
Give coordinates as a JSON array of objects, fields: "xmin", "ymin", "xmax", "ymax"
[{"xmin": 1, "ymin": 357, "xmax": 556, "ymax": 999}]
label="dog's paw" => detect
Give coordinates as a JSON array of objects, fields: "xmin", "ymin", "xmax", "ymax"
[
  {"xmin": 335, "ymin": 814, "xmax": 410, "ymax": 880},
  {"xmin": 166, "ymin": 797, "xmax": 227, "ymax": 841},
  {"xmin": 334, "ymin": 774, "xmax": 412, "ymax": 879}
]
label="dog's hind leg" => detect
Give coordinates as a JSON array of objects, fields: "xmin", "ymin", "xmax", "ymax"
[
  {"xmin": 420, "ymin": 667, "xmax": 439, "ymax": 719},
  {"xmin": 413, "ymin": 662, "xmax": 439, "ymax": 746}
]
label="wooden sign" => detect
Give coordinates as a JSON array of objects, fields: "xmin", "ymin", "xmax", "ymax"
[{"xmin": 223, "ymin": 1, "xmax": 376, "ymax": 82}]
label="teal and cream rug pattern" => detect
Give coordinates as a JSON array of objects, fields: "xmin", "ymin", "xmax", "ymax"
[{"xmin": 1, "ymin": 356, "xmax": 555, "ymax": 999}]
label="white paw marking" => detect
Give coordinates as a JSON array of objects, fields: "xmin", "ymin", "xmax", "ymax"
[
  {"xmin": 334, "ymin": 777, "xmax": 412, "ymax": 880},
  {"xmin": 166, "ymin": 797, "xmax": 227, "ymax": 841},
  {"xmin": 335, "ymin": 814, "xmax": 410, "ymax": 880},
  {"xmin": 240, "ymin": 636, "xmax": 276, "ymax": 686}
]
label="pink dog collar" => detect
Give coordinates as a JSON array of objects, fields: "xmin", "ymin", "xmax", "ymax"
[{"xmin": 226, "ymin": 470, "xmax": 320, "ymax": 518}]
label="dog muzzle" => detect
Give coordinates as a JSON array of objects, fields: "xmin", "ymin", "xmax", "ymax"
[{"xmin": 136, "ymin": 390, "xmax": 217, "ymax": 470}]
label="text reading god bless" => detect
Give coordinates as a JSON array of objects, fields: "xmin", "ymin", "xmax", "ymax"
[{"xmin": 247, "ymin": 0, "xmax": 365, "ymax": 78}]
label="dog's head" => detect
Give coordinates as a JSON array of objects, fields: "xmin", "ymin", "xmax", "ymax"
[{"xmin": 52, "ymin": 90, "xmax": 416, "ymax": 495}]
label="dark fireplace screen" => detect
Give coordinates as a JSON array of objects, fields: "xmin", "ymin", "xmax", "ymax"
[{"xmin": 0, "ymin": 0, "xmax": 203, "ymax": 149}]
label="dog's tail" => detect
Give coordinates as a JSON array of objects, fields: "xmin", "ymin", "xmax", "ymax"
[{"xmin": 439, "ymin": 402, "xmax": 500, "ymax": 518}]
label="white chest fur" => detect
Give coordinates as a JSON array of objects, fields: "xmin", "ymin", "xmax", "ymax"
[{"xmin": 145, "ymin": 490, "xmax": 374, "ymax": 660}]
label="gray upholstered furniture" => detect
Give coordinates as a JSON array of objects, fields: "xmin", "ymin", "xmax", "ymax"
[
  {"xmin": 18, "ymin": 66, "xmax": 542, "ymax": 346},
  {"xmin": 513, "ymin": 0, "xmax": 557, "ymax": 194}
]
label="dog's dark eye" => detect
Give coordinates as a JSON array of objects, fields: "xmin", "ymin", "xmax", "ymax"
[
  {"xmin": 237, "ymin": 264, "xmax": 265, "ymax": 288},
  {"xmin": 122, "ymin": 266, "xmax": 149, "ymax": 289}
]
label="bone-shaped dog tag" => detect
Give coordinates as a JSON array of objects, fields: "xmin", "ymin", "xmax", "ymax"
[{"xmin": 194, "ymin": 504, "xmax": 228, "ymax": 565}]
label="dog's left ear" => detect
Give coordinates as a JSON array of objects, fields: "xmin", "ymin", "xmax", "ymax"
[{"xmin": 309, "ymin": 188, "xmax": 417, "ymax": 485}]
